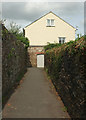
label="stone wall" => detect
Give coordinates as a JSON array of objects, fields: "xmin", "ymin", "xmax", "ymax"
[
  {"xmin": 2, "ymin": 25, "xmax": 27, "ymax": 97},
  {"xmin": 28, "ymin": 46, "xmax": 44, "ymax": 67},
  {"xmin": 44, "ymin": 37, "xmax": 86, "ymax": 118}
]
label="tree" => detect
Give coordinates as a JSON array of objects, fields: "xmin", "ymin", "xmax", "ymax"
[
  {"xmin": 8, "ymin": 21, "xmax": 29, "ymax": 48},
  {"xmin": 8, "ymin": 21, "xmax": 22, "ymax": 35},
  {"xmin": 0, "ymin": 19, "xmax": 6, "ymax": 24}
]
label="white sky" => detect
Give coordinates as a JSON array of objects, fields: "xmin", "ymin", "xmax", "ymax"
[
  {"xmin": 1, "ymin": 1, "xmax": 85, "ymax": 37},
  {"xmin": 1, "ymin": 0, "xmax": 85, "ymax": 2}
]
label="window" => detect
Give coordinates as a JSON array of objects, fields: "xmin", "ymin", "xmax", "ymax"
[
  {"xmin": 47, "ymin": 19, "xmax": 55, "ymax": 26},
  {"xmin": 51, "ymin": 19, "xmax": 54, "ymax": 26},
  {"xmin": 59, "ymin": 37, "xmax": 65, "ymax": 44},
  {"xmin": 47, "ymin": 19, "xmax": 50, "ymax": 26}
]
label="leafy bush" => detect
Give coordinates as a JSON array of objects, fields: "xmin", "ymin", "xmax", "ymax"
[
  {"xmin": 16, "ymin": 34, "xmax": 29, "ymax": 48},
  {"xmin": 44, "ymin": 43, "xmax": 62, "ymax": 51},
  {"xmin": 66, "ymin": 40, "xmax": 75, "ymax": 45}
]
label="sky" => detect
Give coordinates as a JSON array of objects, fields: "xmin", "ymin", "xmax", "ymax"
[{"xmin": 1, "ymin": 1, "xmax": 85, "ymax": 37}]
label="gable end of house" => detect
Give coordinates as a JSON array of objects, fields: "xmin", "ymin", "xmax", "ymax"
[{"xmin": 24, "ymin": 11, "xmax": 76, "ymax": 30}]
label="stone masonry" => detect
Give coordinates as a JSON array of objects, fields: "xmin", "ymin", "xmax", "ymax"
[{"xmin": 28, "ymin": 46, "xmax": 44, "ymax": 67}]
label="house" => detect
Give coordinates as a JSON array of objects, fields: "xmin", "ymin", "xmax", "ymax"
[{"xmin": 24, "ymin": 11, "xmax": 76, "ymax": 67}]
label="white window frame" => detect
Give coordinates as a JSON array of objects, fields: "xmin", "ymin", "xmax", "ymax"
[
  {"xmin": 46, "ymin": 19, "xmax": 55, "ymax": 27},
  {"xmin": 59, "ymin": 37, "xmax": 65, "ymax": 44}
]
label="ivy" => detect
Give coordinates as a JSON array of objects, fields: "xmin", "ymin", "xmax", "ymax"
[{"xmin": 8, "ymin": 47, "xmax": 15, "ymax": 59}]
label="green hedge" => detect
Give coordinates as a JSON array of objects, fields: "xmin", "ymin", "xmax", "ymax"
[{"xmin": 44, "ymin": 36, "xmax": 86, "ymax": 118}]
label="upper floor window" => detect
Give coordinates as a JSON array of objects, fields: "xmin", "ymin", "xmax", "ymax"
[
  {"xmin": 47, "ymin": 19, "xmax": 55, "ymax": 27},
  {"xmin": 59, "ymin": 37, "xmax": 65, "ymax": 44}
]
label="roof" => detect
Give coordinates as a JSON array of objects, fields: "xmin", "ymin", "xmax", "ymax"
[
  {"xmin": 24, "ymin": 11, "xmax": 76, "ymax": 30},
  {"xmin": 36, "ymin": 52, "xmax": 44, "ymax": 55}
]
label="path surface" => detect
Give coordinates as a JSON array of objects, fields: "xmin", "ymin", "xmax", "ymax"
[{"xmin": 3, "ymin": 67, "xmax": 70, "ymax": 118}]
